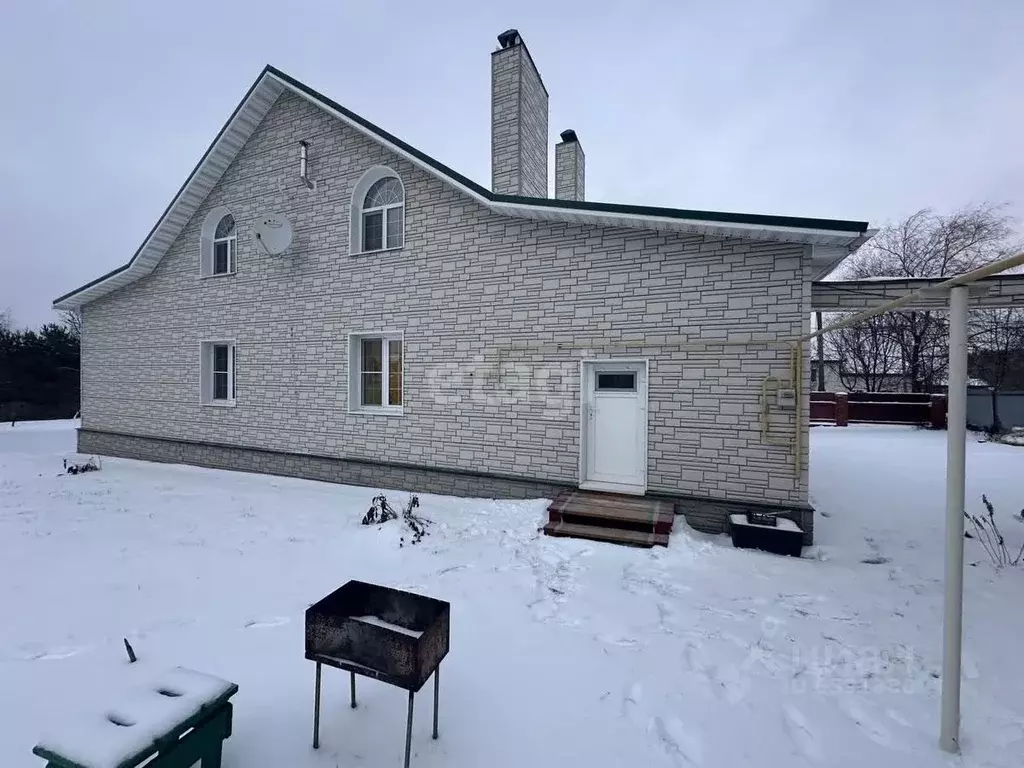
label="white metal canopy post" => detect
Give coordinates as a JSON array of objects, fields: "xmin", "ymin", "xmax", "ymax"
[
  {"xmin": 796, "ymin": 250, "xmax": 1024, "ymax": 754},
  {"xmin": 940, "ymin": 285, "xmax": 969, "ymax": 752}
]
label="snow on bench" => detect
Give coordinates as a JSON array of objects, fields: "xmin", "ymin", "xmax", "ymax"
[{"xmin": 33, "ymin": 667, "xmax": 238, "ymax": 768}]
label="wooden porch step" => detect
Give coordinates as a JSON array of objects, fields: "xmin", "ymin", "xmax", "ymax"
[
  {"xmin": 543, "ymin": 520, "xmax": 670, "ymax": 548},
  {"xmin": 544, "ymin": 490, "xmax": 675, "ymax": 547},
  {"xmin": 547, "ymin": 491, "xmax": 674, "ymax": 534}
]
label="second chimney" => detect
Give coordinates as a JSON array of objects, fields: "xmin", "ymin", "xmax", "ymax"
[
  {"xmin": 491, "ymin": 29, "xmax": 549, "ymax": 198},
  {"xmin": 555, "ymin": 129, "xmax": 585, "ymax": 201}
]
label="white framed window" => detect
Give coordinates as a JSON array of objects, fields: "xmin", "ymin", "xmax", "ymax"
[
  {"xmin": 212, "ymin": 214, "xmax": 236, "ymax": 274},
  {"xmin": 350, "ymin": 167, "xmax": 405, "ymax": 255},
  {"xmin": 200, "ymin": 341, "xmax": 236, "ymax": 406},
  {"xmin": 362, "ymin": 178, "xmax": 404, "ymax": 252},
  {"xmin": 349, "ymin": 333, "xmax": 403, "ymax": 413},
  {"xmin": 200, "ymin": 206, "xmax": 237, "ymax": 277}
]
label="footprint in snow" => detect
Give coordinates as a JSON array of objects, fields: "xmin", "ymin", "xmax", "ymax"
[
  {"xmin": 838, "ymin": 697, "xmax": 893, "ymax": 748},
  {"xmin": 708, "ymin": 663, "xmax": 748, "ymax": 705},
  {"xmin": 861, "ymin": 536, "xmax": 891, "ymax": 565},
  {"xmin": 436, "ymin": 564, "xmax": 470, "ymax": 576},
  {"xmin": 682, "ymin": 641, "xmax": 707, "ymax": 674},
  {"xmin": 783, "ymin": 704, "xmax": 822, "ymax": 762},
  {"xmin": 651, "ymin": 715, "xmax": 703, "ymax": 765},
  {"xmin": 885, "ymin": 708, "xmax": 910, "ymax": 728},
  {"xmin": 23, "ymin": 645, "xmax": 91, "ymax": 661},
  {"xmin": 245, "ymin": 617, "xmax": 290, "ymax": 629},
  {"xmin": 656, "ymin": 599, "xmax": 691, "ymax": 632},
  {"xmin": 621, "ymin": 682, "xmax": 644, "ymax": 725},
  {"xmin": 596, "ymin": 634, "xmax": 639, "ymax": 649}
]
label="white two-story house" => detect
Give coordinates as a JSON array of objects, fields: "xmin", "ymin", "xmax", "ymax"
[{"xmin": 54, "ymin": 29, "xmax": 871, "ymax": 542}]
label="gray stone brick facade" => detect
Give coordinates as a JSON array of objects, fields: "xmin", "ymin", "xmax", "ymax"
[
  {"xmin": 555, "ymin": 132, "xmax": 585, "ymax": 201},
  {"xmin": 79, "ymin": 87, "xmax": 816, "ymax": 538},
  {"xmin": 490, "ymin": 37, "xmax": 548, "ymax": 197}
]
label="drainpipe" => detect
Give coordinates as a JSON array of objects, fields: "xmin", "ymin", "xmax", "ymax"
[
  {"xmin": 815, "ymin": 311, "xmax": 825, "ymax": 391},
  {"xmin": 299, "ymin": 141, "xmax": 314, "ymax": 189}
]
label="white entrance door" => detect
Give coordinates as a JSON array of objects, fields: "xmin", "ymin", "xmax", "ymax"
[{"xmin": 580, "ymin": 360, "xmax": 648, "ymax": 494}]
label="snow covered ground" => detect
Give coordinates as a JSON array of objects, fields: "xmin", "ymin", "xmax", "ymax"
[{"xmin": 2, "ymin": 420, "xmax": 1023, "ymax": 767}]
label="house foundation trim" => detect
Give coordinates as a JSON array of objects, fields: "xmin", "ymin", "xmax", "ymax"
[{"xmin": 76, "ymin": 429, "xmax": 814, "ymax": 543}]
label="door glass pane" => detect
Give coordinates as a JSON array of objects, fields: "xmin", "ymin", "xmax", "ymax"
[
  {"xmin": 596, "ymin": 372, "xmax": 636, "ymax": 391},
  {"xmin": 362, "ymin": 211, "xmax": 383, "ymax": 251},
  {"xmin": 388, "ymin": 340, "xmax": 403, "ymax": 405},
  {"xmin": 386, "ymin": 206, "xmax": 403, "ymax": 248}
]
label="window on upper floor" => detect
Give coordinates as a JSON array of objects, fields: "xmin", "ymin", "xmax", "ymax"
[
  {"xmin": 212, "ymin": 214, "xmax": 236, "ymax": 275},
  {"xmin": 348, "ymin": 332, "xmax": 403, "ymax": 413},
  {"xmin": 200, "ymin": 206, "xmax": 238, "ymax": 277},
  {"xmin": 350, "ymin": 167, "xmax": 405, "ymax": 254},
  {"xmin": 362, "ymin": 177, "xmax": 404, "ymax": 252},
  {"xmin": 200, "ymin": 341, "xmax": 236, "ymax": 405}
]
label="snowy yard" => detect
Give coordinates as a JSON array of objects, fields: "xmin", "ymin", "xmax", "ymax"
[{"xmin": 2, "ymin": 422, "xmax": 1023, "ymax": 767}]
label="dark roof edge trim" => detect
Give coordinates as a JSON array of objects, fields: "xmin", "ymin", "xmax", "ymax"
[
  {"xmin": 55, "ymin": 65, "xmax": 870, "ymax": 308},
  {"xmin": 269, "ymin": 66, "xmax": 868, "ymax": 234}
]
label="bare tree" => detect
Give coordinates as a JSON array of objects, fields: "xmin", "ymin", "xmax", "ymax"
[
  {"xmin": 831, "ymin": 205, "xmax": 1017, "ymax": 392},
  {"xmin": 59, "ymin": 309, "xmax": 82, "ymax": 340},
  {"xmin": 969, "ymin": 308, "xmax": 1024, "ymax": 432},
  {"xmin": 0, "ymin": 308, "xmax": 10, "ymax": 332},
  {"xmin": 825, "ymin": 313, "xmax": 903, "ymax": 391}
]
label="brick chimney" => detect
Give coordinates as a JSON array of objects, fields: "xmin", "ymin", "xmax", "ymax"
[
  {"xmin": 554, "ymin": 129, "xmax": 585, "ymax": 201},
  {"xmin": 491, "ymin": 29, "xmax": 549, "ymax": 198}
]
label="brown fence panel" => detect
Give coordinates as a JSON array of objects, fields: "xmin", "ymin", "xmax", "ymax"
[
  {"xmin": 847, "ymin": 392, "xmax": 930, "ymax": 404},
  {"xmin": 848, "ymin": 400, "xmax": 930, "ymax": 424},
  {"xmin": 809, "ymin": 392, "xmax": 946, "ymax": 428},
  {"xmin": 810, "ymin": 400, "xmax": 836, "ymax": 422}
]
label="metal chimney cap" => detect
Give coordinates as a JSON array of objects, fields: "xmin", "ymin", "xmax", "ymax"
[
  {"xmin": 559, "ymin": 129, "xmax": 579, "ymax": 143},
  {"xmin": 497, "ymin": 29, "xmax": 521, "ymax": 49}
]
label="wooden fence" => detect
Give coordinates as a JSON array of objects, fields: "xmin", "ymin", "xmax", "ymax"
[{"xmin": 811, "ymin": 392, "xmax": 947, "ymax": 429}]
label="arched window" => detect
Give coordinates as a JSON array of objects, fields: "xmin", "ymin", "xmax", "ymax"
[
  {"xmin": 200, "ymin": 206, "xmax": 237, "ymax": 276},
  {"xmin": 362, "ymin": 177, "xmax": 404, "ymax": 252},
  {"xmin": 350, "ymin": 167, "xmax": 405, "ymax": 254},
  {"xmin": 212, "ymin": 214, "xmax": 236, "ymax": 274}
]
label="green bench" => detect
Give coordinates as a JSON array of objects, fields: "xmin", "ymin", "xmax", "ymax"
[{"xmin": 33, "ymin": 667, "xmax": 238, "ymax": 768}]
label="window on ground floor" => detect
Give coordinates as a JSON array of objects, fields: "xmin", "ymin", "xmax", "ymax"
[
  {"xmin": 201, "ymin": 341, "xmax": 236, "ymax": 405},
  {"xmin": 349, "ymin": 333, "xmax": 403, "ymax": 413}
]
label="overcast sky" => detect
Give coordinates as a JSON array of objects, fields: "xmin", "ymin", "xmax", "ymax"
[{"xmin": 1, "ymin": 0, "xmax": 1021, "ymax": 328}]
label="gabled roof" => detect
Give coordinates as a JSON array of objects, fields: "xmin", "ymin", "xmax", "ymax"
[{"xmin": 54, "ymin": 65, "xmax": 872, "ymax": 310}]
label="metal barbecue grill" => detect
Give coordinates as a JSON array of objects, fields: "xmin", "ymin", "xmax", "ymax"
[{"xmin": 306, "ymin": 581, "xmax": 450, "ymax": 767}]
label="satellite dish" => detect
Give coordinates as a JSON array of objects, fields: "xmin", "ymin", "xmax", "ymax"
[{"xmin": 253, "ymin": 214, "xmax": 293, "ymax": 256}]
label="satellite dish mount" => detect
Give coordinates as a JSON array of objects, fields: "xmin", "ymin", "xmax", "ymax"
[{"xmin": 254, "ymin": 214, "xmax": 294, "ymax": 256}]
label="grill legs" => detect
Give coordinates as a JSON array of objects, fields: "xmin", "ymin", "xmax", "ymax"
[
  {"xmin": 312, "ymin": 664, "xmax": 440, "ymax": 764},
  {"xmin": 404, "ymin": 690, "xmax": 415, "ymax": 768},
  {"xmin": 432, "ymin": 666, "xmax": 440, "ymax": 740},
  {"xmin": 312, "ymin": 662, "xmax": 322, "ymax": 749},
  {"xmin": 401, "ymin": 663, "xmax": 438, "ymax": 765}
]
